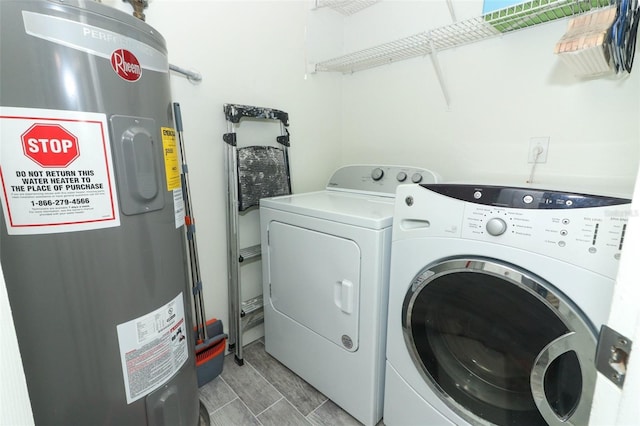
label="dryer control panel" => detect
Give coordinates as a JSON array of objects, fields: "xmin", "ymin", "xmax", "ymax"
[
  {"xmin": 403, "ymin": 184, "xmax": 632, "ymax": 279},
  {"xmin": 326, "ymin": 165, "xmax": 440, "ymax": 197}
]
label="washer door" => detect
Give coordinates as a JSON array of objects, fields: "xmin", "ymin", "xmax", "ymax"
[{"xmin": 402, "ymin": 258, "xmax": 597, "ymax": 426}]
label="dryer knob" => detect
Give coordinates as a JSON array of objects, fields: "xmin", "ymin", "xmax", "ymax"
[
  {"xmin": 411, "ymin": 173, "xmax": 423, "ymax": 183},
  {"xmin": 486, "ymin": 218, "xmax": 507, "ymax": 236},
  {"xmin": 371, "ymin": 167, "xmax": 384, "ymax": 181}
]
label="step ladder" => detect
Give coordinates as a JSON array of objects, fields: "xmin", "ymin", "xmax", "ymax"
[{"xmin": 223, "ymin": 103, "xmax": 291, "ymax": 365}]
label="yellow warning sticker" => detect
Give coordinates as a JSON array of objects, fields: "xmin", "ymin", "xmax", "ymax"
[{"xmin": 161, "ymin": 127, "xmax": 181, "ymax": 191}]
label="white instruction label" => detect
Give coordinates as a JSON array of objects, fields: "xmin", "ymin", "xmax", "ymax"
[
  {"xmin": 173, "ymin": 188, "xmax": 185, "ymax": 229},
  {"xmin": 116, "ymin": 292, "xmax": 189, "ymax": 404},
  {"xmin": 0, "ymin": 107, "xmax": 120, "ymax": 235}
]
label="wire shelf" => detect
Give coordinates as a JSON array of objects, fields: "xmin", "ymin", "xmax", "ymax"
[
  {"xmin": 314, "ymin": 0, "xmax": 612, "ymax": 73},
  {"xmin": 485, "ymin": 0, "xmax": 611, "ymax": 32},
  {"xmin": 315, "ymin": 32, "xmax": 432, "ymax": 73},
  {"xmin": 315, "ymin": 0, "xmax": 381, "ymax": 16}
]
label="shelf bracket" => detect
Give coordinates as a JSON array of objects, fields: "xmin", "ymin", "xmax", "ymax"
[
  {"xmin": 446, "ymin": 0, "xmax": 457, "ymax": 22},
  {"xmin": 428, "ymin": 32, "xmax": 451, "ymax": 110}
]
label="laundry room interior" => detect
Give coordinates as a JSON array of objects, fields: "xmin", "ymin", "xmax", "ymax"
[
  {"xmin": 1, "ymin": 0, "xmax": 640, "ymax": 425},
  {"xmin": 109, "ymin": 0, "xmax": 640, "ymax": 351}
]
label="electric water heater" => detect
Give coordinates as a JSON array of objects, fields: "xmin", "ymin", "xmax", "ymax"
[{"xmin": 0, "ymin": 1, "xmax": 199, "ymax": 424}]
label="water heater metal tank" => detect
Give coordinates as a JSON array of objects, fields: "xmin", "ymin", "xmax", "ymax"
[{"xmin": 0, "ymin": 1, "xmax": 199, "ymax": 424}]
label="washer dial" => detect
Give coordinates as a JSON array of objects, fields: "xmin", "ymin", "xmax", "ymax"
[{"xmin": 486, "ymin": 218, "xmax": 507, "ymax": 236}]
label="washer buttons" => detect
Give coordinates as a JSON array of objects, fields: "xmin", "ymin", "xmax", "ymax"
[
  {"xmin": 473, "ymin": 191, "xmax": 482, "ymax": 200},
  {"xmin": 523, "ymin": 195, "xmax": 534, "ymax": 204},
  {"xmin": 558, "ymin": 241, "xmax": 566, "ymax": 247},
  {"xmin": 560, "ymin": 230, "xmax": 568, "ymax": 236},
  {"xmin": 562, "ymin": 218, "xmax": 570, "ymax": 225}
]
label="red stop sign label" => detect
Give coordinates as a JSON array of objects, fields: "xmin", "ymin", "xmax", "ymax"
[{"xmin": 21, "ymin": 124, "xmax": 80, "ymax": 168}]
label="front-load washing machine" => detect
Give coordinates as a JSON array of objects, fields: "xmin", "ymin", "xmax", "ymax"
[
  {"xmin": 384, "ymin": 183, "xmax": 631, "ymax": 426},
  {"xmin": 260, "ymin": 165, "xmax": 440, "ymax": 426}
]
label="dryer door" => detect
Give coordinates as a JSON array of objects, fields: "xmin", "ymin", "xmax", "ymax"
[
  {"xmin": 267, "ymin": 221, "xmax": 361, "ymax": 351},
  {"xmin": 402, "ymin": 257, "xmax": 597, "ymax": 426}
]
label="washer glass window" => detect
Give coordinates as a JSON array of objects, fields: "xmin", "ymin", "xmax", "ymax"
[{"xmin": 403, "ymin": 259, "xmax": 594, "ymax": 425}]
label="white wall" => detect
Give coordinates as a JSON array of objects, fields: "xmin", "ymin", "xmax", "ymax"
[
  {"xmin": 0, "ymin": 265, "xmax": 34, "ymax": 425},
  {"xmin": 334, "ymin": 0, "xmax": 640, "ymax": 196}
]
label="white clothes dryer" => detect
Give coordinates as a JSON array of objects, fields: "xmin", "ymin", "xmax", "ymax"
[
  {"xmin": 260, "ymin": 165, "xmax": 440, "ymax": 426},
  {"xmin": 384, "ymin": 184, "xmax": 631, "ymax": 426}
]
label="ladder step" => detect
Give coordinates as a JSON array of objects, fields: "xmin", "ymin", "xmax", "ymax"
[
  {"xmin": 241, "ymin": 308, "xmax": 264, "ymax": 331},
  {"xmin": 241, "ymin": 295, "xmax": 264, "ymax": 331},
  {"xmin": 239, "ymin": 244, "xmax": 262, "ymax": 262},
  {"xmin": 241, "ymin": 295, "xmax": 263, "ymax": 314}
]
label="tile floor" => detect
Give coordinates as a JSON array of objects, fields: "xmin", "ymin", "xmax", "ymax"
[{"xmin": 198, "ymin": 339, "xmax": 376, "ymax": 426}]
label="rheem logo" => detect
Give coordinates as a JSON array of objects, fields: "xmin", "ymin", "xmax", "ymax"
[
  {"xmin": 21, "ymin": 124, "xmax": 80, "ymax": 168},
  {"xmin": 110, "ymin": 49, "xmax": 142, "ymax": 82}
]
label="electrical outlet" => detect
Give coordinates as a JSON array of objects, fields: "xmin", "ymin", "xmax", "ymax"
[{"xmin": 528, "ymin": 137, "xmax": 549, "ymax": 163}]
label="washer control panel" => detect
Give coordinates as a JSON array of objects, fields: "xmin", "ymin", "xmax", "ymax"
[
  {"xmin": 425, "ymin": 183, "xmax": 630, "ymax": 209},
  {"xmin": 327, "ymin": 165, "xmax": 441, "ymax": 196},
  {"xmin": 462, "ymin": 202, "xmax": 628, "ymax": 256},
  {"xmin": 417, "ymin": 184, "xmax": 631, "ymax": 277}
]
